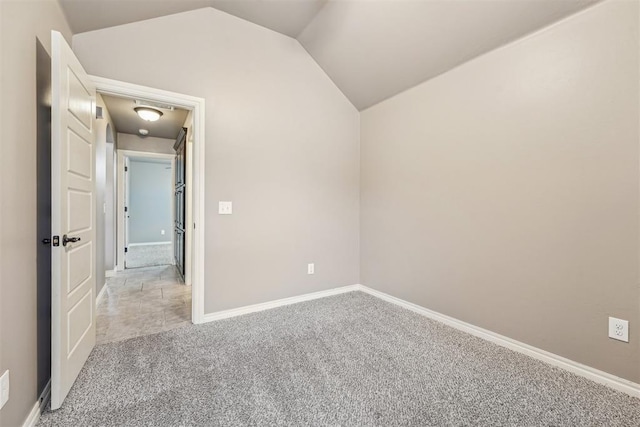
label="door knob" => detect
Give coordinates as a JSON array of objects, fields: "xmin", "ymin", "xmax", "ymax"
[{"xmin": 62, "ymin": 234, "xmax": 81, "ymax": 246}]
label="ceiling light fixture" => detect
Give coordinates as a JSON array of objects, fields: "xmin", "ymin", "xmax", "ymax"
[
  {"xmin": 134, "ymin": 107, "xmax": 163, "ymax": 122},
  {"xmin": 139, "ymin": 129, "xmax": 149, "ymax": 136}
]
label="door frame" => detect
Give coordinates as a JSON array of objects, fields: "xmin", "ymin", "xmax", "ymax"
[
  {"xmin": 117, "ymin": 150, "xmax": 176, "ymax": 270},
  {"xmin": 91, "ymin": 75, "xmax": 206, "ymax": 324}
]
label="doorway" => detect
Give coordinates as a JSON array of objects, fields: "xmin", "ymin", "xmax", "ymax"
[
  {"xmin": 124, "ymin": 153, "xmax": 175, "ymax": 269},
  {"xmin": 94, "ymin": 93, "xmax": 195, "ymax": 343},
  {"xmin": 91, "ymin": 76, "xmax": 206, "ymax": 326},
  {"xmin": 36, "ymin": 38, "xmax": 52, "ymax": 410}
]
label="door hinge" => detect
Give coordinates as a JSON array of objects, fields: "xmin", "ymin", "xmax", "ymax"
[
  {"xmin": 52, "ymin": 235, "xmax": 60, "ymax": 247},
  {"xmin": 125, "ymin": 166, "xmax": 128, "ymax": 172},
  {"xmin": 124, "ymin": 206, "xmax": 128, "ymax": 212},
  {"xmin": 125, "ymin": 247, "xmax": 128, "ymax": 253}
]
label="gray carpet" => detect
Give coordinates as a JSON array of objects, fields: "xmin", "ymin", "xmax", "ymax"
[
  {"xmin": 126, "ymin": 244, "xmax": 173, "ymax": 268},
  {"xmin": 39, "ymin": 292, "xmax": 640, "ymax": 426}
]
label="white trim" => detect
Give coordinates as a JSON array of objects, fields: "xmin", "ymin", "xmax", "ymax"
[
  {"xmin": 90, "ymin": 75, "xmax": 206, "ymax": 325},
  {"xmin": 184, "ymin": 129, "xmax": 194, "ymax": 288},
  {"xmin": 128, "ymin": 241, "xmax": 172, "ymax": 247},
  {"xmin": 201, "ymin": 285, "xmax": 361, "ymax": 323},
  {"xmin": 22, "ymin": 401, "xmax": 41, "ymax": 427},
  {"xmin": 105, "ymin": 269, "xmax": 116, "ymax": 277},
  {"xmin": 357, "ymin": 285, "xmax": 640, "ymax": 398},
  {"xmin": 96, "ymin": 283, "xmax": 108, "ymax": 304}
]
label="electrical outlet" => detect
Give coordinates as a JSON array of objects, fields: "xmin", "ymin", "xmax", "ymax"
[
  {"xmin": 609, "ymin": 317, "xmax": 629, "ymax": 343},
  {"xmin": 218, "ymin": 201, "xmax": 232, "ymax": 215},
  {"xmin": 307, "ymin": 263, "xmax": 314, "ymax": 275},
  {"xmin": 0, "ymin": 370, "xmax": 9, "ymax": 410}
]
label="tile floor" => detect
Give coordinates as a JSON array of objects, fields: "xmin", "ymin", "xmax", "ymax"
[{"xmin": 97, "ymin": 265, "xmax": 192, "ymax": 344}]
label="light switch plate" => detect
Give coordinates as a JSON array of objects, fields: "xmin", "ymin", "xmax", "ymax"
[{"xmin": 218, "ymin": 201, "xmax": 232, "ymax": 215}]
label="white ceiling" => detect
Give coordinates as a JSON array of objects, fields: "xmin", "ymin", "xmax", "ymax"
[
  {"xmin": 101, "ymin": 94, "xmax": 189, "ymax": 140},
  {"xmin": 61, "ymin": 0, "xmax": 598, "ymax": 110}
]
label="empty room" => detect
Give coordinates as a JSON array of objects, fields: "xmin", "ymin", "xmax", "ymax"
[{"xmin": 1, "ymin": 0, "xmax": 639, "ymax": 426}]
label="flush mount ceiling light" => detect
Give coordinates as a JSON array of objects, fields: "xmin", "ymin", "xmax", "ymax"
[
  {"xmin": 139, "ymin": 129, "xmax": 149, "ymax": 136},
  {"xmin": 134, "ymin": 107, "xmax": 163, "ymax": 122}
]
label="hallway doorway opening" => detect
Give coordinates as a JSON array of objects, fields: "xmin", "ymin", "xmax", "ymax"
[{"xmin": 91, "ymin": 76, "xmax": 206, "ymax": 330}]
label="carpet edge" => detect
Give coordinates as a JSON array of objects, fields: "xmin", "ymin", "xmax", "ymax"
[{"xmin": 359, "ymin": 284, "xmax": 640, "ymax": 399}]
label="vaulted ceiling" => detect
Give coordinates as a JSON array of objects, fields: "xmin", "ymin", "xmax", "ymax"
[{"xmin": 59, "ymin": 0, "xmax": 598, "ymax": 110}]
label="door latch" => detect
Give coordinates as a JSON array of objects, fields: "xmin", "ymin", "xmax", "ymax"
[{"xmin": 52, "ymin": 236, "xmax": 60, "ymax": 247}]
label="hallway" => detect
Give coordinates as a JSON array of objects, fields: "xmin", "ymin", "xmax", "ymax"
[{"xmin": 97, "ymin": 266, "xmax": 191, "ymax": 344}]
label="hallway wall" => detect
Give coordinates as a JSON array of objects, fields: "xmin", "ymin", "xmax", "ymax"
[
  {"xmin": 117, "ymin": 133, "xmax": 175, "ymax": 154},
  {"xmin": 95, "ymin": 94, "xmax": 118, "ymax": 297}
]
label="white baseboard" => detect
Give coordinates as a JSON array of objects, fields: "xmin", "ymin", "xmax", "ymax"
[
  {"xmin": 22, "ymin": 400, "xmax": 41, "ymax": 427},
  {"xmin": 357, "ymin": 285, "xmax": 640, "ymax": 398},
  {"xmin": 201, "ymin": 284, "xmax": 361, "ymax": 323},
  {"xmin": 105, "ymin": 269, "xmax": 117, "ymax": 278},
  {"xmin": 96, "ymin": 283, "xmax": 108, "ymax": 304}
]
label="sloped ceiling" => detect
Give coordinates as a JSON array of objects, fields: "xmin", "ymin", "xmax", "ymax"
[
  {"xmin": 59, "ymin": 0, "xmax": 327, "ymax": 37},
  {"xmin": 60, "ymin": 0, "xmax": 598, "ymax": 110},
  {"xmin": 298, "ymin": 0, "xmax": 599, "ymax": 110}
]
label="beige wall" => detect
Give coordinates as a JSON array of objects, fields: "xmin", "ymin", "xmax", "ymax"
[
  {"xmin": 361, "ymin": 1, "xmax": 639, "ymax": 382},
  {"xmin": 74, "ymin": 8, "xmax": 361, "ymax": 313},
  {"xmin": 95, "ymin": 94, "xmax": 118, "ymax": 296},
  {"xmin": 2, "ymin": 3, "xmax": 636, "ymax": 425},
  {"xmin": 116, "ymin": 132, "xmax": 175, "ymax": 155},
  {"xmin": 0, "ymin": 1, "xmax": 73, "ymax": 425}
]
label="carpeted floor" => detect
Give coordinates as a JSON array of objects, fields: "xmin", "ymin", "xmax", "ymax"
[
  {"xmin": 126, "ymin": 243, "xmax": 173, "ymax": 268},
  {"xmin": 39, "ymin": 292, "xmax": 640, "ymax": 426}
]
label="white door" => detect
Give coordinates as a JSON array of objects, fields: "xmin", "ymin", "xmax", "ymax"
[{"xmin": 50, "ymin": 30, "xmax": 96, "ymax": 410}]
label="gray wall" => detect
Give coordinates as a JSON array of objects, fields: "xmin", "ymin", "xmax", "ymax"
[
  {"xmin": 0, "ymin": 1, "xmax": 73, "ymax": 425},
  {"xmin": 117, "ymin": 132, "xmax": 175, "ymax": 154},
  {"xmin": 95, "ymin": 94, "xmax": 118, "ymax": 297},
  {"xmin": 128, "ymin": 158, "xmax": 173, "ymax": 244},
  {"xmin": 73, "ymin": 8, "xmax": 361, "ymax": 313},
  {"xmin": 360, "ymin": 1, "xmax": 639, "ymax": 383}
]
